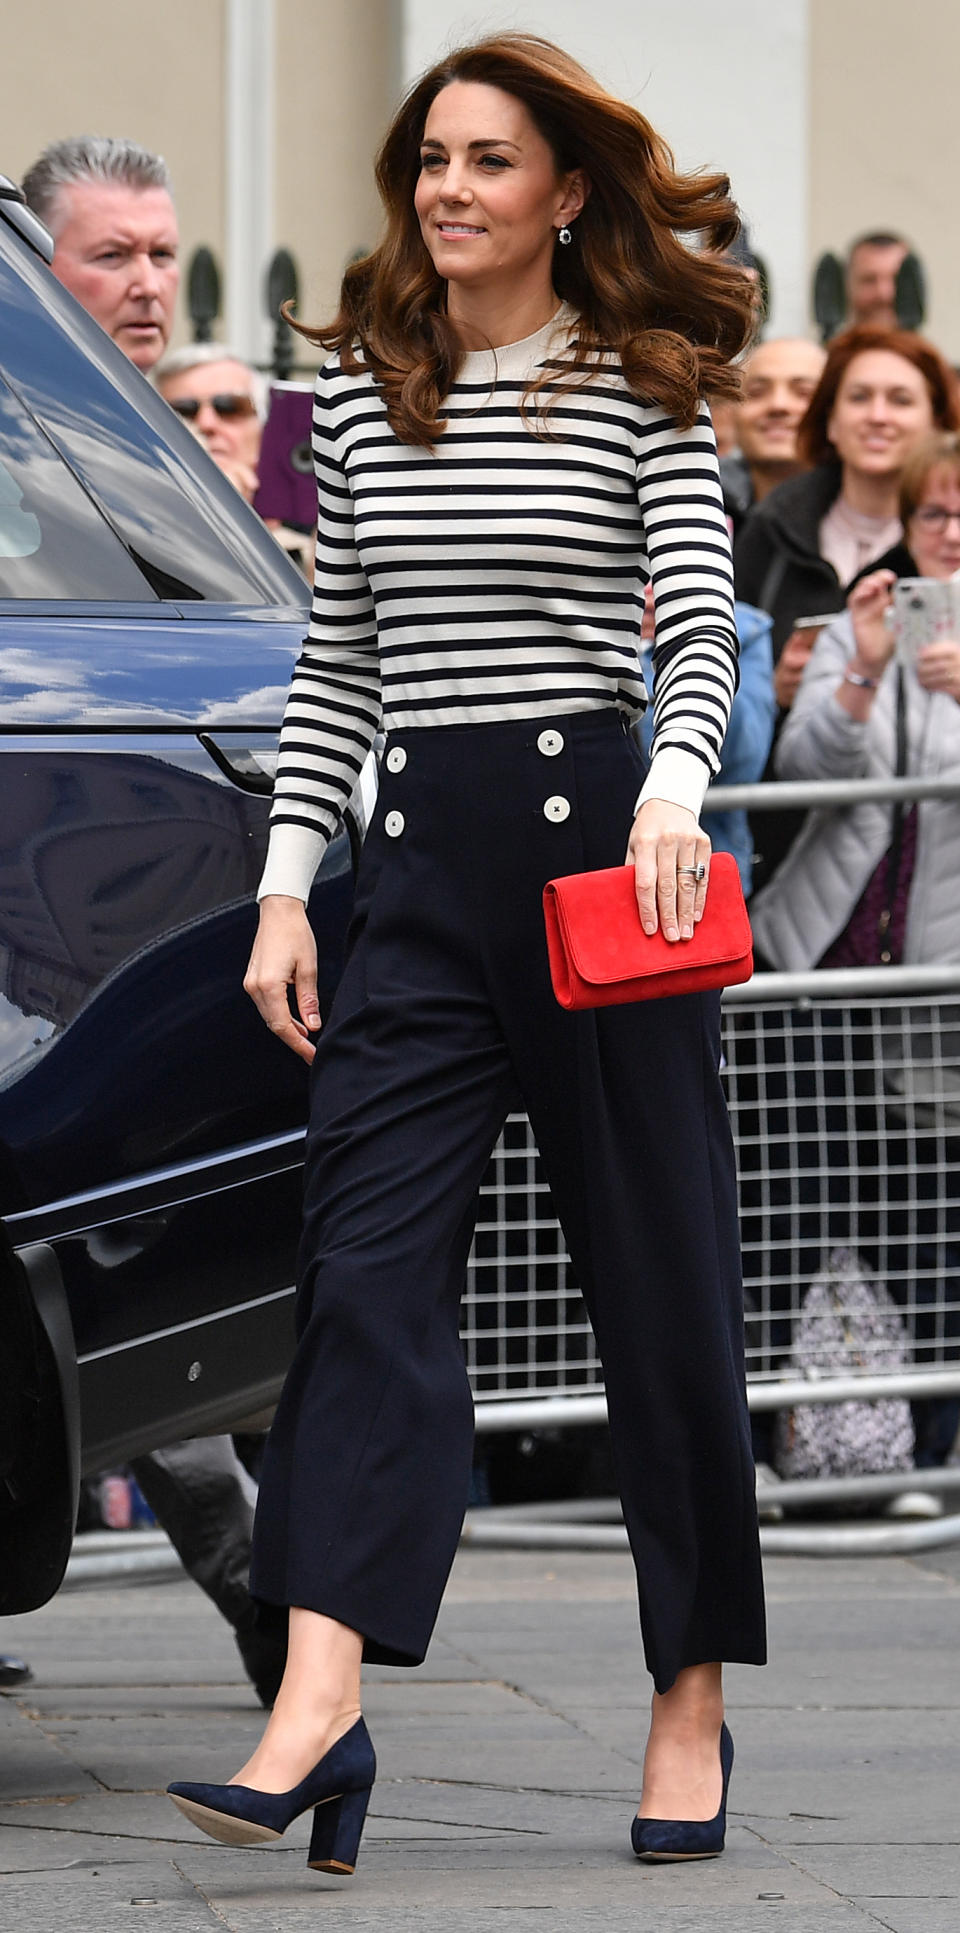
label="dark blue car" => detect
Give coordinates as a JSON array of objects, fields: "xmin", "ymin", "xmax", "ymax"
[{"xmin": 0, "ymin": 181, "xmax": 358, "ymax": 1614}]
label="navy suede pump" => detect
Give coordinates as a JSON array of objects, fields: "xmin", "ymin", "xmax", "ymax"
[
  {"xmin": 167, "ymin": 1715, "xmax": 376, "ymax": 1875},
  {"xmin": 631, "ymin": 1722, "xmax": 734, "ymax": 1863}
]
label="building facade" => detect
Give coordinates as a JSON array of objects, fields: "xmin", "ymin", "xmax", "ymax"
[{"xmin": 2, "ymin": 0, "xmax": 956, "ymax": 363}]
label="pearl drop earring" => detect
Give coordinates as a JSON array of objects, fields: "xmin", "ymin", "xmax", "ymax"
[{"xmin": 557, "ymin": 225, "xmax": 573, "ymax": 246}]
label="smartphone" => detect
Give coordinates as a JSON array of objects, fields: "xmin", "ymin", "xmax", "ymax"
[
  {"xmin": 793, "ymin": 612, "xmax": 845, "ymax": 633},
  {"xmin": 252, "ymin": 381, "xmax": 316, "ymax": 529},
  {"xmin": 892, "ymin": 577, "xmax": 960, "ymax": 669},
  {"xmin": 790, "ymin": 612, "xmax": 845, "ymax": 650}
]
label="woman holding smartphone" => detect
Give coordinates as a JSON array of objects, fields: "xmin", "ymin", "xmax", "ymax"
[
  {"xmin": 751, "ymin": 427, "xmax": 960, "ymax": 966},
  {"xmin": 167, "ymin": 33, "xmax": 766, "ymax": 1874},
  {"xmin": 750, "ymin": 427, "xmax": 960, "ymax": 1481}
]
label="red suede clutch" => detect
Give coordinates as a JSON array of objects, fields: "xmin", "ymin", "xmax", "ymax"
[{"xmin": 542, "ymin": 851, "xmax": 753, "ymax": 1010}]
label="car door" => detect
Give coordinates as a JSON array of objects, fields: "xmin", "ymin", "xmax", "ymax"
[{"xmin": 0, "ymin": 242, "xmax": 351, "ymax": 1474}]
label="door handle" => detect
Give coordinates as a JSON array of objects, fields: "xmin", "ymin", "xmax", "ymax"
[{"xmin": 198, "ymin": 732, "xmax": 277, "ymax": 795}]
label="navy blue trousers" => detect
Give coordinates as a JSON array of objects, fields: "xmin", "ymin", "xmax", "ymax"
[{"xmin": 250, "ymin": 711, "xmax": 766, "ymax": 1691}]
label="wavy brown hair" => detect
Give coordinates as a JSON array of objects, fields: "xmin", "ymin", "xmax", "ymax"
[
  {"xmin": 291, "ymin": 33, "xmax": 756, "ymax": 447},
  {"xmin": 797, "ymin": 325, "xmax": 959, "ymax": 467}
]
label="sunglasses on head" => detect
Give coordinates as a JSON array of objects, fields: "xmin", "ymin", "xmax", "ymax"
[{"xmin": 168, "ymin": 392, "xmax": 257, "ymax": 421}]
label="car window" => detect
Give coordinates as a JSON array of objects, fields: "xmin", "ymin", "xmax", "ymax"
[
  {"xmin": 0, "ymin": 370, "xmax": 154, "ymax": 600},
  {"xmin": 0, "ymin": 240, "xmax": 305, "ymax": 608}
]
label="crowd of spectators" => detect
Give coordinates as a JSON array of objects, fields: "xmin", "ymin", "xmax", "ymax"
[
  {"xmin": 721, "ymin": 247, "xmax": 960, "ymax": 931},
  {"xmin": 718, "ymin": 237, "xmax": 960, "ymax": 1498}
]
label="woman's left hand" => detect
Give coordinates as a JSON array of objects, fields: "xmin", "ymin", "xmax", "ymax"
[
  {"xmin": 626, "ymin": 799, "xmax": 711, "ymax": 941},
  {"xmin": 916, "ymin": 638, "xmax": 960, "ymax": 702}
]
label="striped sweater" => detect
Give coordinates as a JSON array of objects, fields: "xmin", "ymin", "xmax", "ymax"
[{"xmin": 258, "ymin": 304, "xmax": 739, "ymax": 901}]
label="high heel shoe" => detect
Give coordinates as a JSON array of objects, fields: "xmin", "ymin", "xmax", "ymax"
[
  {"xmin": 167, "ymin": 1715, "xmax": 376, "ymax": 1875},
  {"xmin": 630, "ymin": 1721, "xmax": 734, "ymax": 1863}
]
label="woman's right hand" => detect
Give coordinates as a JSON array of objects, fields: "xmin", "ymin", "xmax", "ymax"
[
  {"xmin": 243, "ymin": 895, "xmax": 320, "ymax": 1063},
  {"xmin": 847, "ymin": 568, "xmax": 897, "ymax": 676}
]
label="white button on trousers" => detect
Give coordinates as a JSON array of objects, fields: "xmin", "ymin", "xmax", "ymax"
[
  {"xmin": 543, "ymin": 795, "xmax": 571, "ymax": 823},
  {"xmin": 386, "ymin": 746, "xmax": 407, "ymax": 772},
  {"xmin": 385, "ymin": 811, "xmax": 405, "ymax": 838},
  {"xmin": 537, "ymin": 729, "xmax": 564, "ymax": 757}
]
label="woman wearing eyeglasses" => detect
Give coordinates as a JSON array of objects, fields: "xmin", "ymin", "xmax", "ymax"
[
  {"xmin": 751, "ymin": 429, "xmax": 960, "ymax": 966},
  {"xmin": 749, "ymin": 427, "xmax": 960, "ymax": 1484}
]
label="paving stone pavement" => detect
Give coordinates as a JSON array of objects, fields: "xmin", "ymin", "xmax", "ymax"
[{"xmin": 1, "ymin": 1542, "xmax": 958, "ymax": 1931}]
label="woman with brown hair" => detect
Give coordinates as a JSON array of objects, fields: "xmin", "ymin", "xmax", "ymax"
[{"xmin": 167, "ymin": 32, "xmax": 766, "ymax": 1872}]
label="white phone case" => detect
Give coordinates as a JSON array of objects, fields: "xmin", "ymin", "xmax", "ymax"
[{"xmin": 892, "ymin": 577, "xmax": 960, "ymax": 669}]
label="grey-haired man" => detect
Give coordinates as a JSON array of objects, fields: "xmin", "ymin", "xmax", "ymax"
[
  {"xmin": 19, "ymin": 136, "xmax": 286, "ymax": 1706},
  {"xmin": 22, "ymin": 136, "xmax": 179, "ymax": 373}
]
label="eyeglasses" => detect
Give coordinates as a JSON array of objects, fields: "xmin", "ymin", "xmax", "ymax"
[
  {"xmin": 912, "ymin": 505, "xmax": 960, "ymax": 533},
  {"xmin": 167, "ymin": 393, "xmax": 257, "ymax": 421}
]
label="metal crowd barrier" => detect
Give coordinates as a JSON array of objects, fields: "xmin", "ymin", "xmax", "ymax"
[{"xmin": 462, "ymin": 774, "xmax": 960, "ymax": 1552}]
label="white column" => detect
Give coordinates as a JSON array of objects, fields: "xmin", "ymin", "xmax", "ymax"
[{"xmin": 225, "ymin": 0, "xmax": 276, "ymax": 363}]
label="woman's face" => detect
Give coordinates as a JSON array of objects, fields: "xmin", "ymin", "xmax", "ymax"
[
  {"xmin": 414, "ymin": 81, "xmax": 585, "ymax": 298},
  {"xmin": 906, "ymin": 462, "xmax": 960, "ymax": 579},
  {"xmin": 826, "ymin": 349, "xmax": 935, "ymax": 480}
]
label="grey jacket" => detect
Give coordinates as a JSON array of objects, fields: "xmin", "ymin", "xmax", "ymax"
[{"xmin": 749, "ymin": 611, "xmax": 960, "ymax": 969}]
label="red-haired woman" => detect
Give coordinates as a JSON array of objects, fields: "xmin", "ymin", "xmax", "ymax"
[{"xmin": 168, "ymin": 34, "xmax": 766, "ymax": 1871}]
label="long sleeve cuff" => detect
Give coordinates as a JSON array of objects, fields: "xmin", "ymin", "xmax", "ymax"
[
  {"xmin": 257, "ymin": 823, "xmax": 330, "ymax": 904},
  {"xmin": 635, "ymin": 746, "xmax": 711, "ymax": 822}
]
